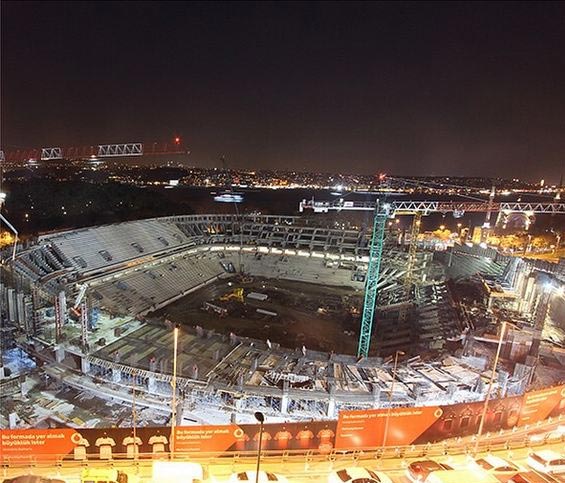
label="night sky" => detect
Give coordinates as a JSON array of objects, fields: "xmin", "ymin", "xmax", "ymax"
[{"xmin": 2, "ymin": 1, "xmax": 565, "ymax": 181}]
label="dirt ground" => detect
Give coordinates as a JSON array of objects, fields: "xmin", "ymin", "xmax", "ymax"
[{"xmin": 149, "ymin": 277, "xmax": 364, "ymax": 354}]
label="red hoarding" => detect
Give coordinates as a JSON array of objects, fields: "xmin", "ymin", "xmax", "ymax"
[{"xmin": 1, "ymin": 384, "xmax": 563, "ymax": 461}]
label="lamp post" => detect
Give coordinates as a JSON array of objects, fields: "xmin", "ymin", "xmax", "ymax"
[
  {"xmin": 382, "ymin": 350, "xmax": 405, "ymax": 448},
  {"xmin": 132, "ymin": 376, "xmax": 137, "ymax": 460},
  {"xmin": 170, "ymin": 323, "xmax": 180, "ymax": 458},
  {"xmin": 474, "ymin": 320, "xmax": 511, "ymax": 454},
  {"xmin": 254, "ymin": 411, "xmax": 265, "ymax": 483}
]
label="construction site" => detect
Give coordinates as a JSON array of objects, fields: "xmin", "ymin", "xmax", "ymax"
[{"xmin": 1, "ymin": 192, "xmax": 564, "ymax": 429}]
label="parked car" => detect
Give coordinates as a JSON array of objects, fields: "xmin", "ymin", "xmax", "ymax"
[
  {"xmin": 423, "ymin": 470, "xmax": 500, "ymax": 483},
  {"xmin": 229, "ymin": 472, "xmax": 288, "ymax": 483},
  {"xmin": 508, "ymin": 471, "xmax": 564, "ymax": 482},
  {"xmin": 527, "ymin": 450, "xmax": 565, "ymax": 475},
  {"xmin": 3, "ymin": 477, "xmax": 66, "ymax": 483},
  {"xmin": 407, "ymin": 460, "xmax": 453, "ymax": 482},
  {"xmin": 328, "ymin": 467, "xmax": 392, "ymax": 483},
  {"xmin": 471, "ymin": 455, "xmax": 520, "ymax": 475}
]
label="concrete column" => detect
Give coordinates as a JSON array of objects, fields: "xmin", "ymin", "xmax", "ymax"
[
  {"xmin": 81, "ymin": 357, "xmax": 90, "ymax": 374},
  {"xmin": 55, "ymin": 345, "xmax": 65, "ymax": 363},
  {"xmin": 327, "ymin": 383, "xmax": 336, "ymax": 417},
  {"xmin": 112, "ymin": 368, "xmax": 121, "ymax": 383},
  {"xmin": 281, "ymin": 380, "xmax": 290, "ymax": 414},
  {"xmin": 7, "ymin": 288, "xmax": 16, "ymax": 322},
  {"xmin": 148, "ymin": 377, "xmax": 157, "ymax": 393},
  {"xmin": 327, "ymin": 397, "xmax": 336, "ymax": 418},
  {"xmin": 9, "ymin": 413, "xmax": 18, "ymax": 429},
  {"xmin": 372, "ymin": 384, "xmax": 381, "ymax": 409}
]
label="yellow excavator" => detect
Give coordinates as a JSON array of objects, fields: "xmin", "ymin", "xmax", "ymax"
[{"xmin": 220, "ymin": 287, "xmax": 244, "ymax": 303}]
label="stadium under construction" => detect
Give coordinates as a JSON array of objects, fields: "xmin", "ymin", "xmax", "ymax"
[{"xmin": 1, "ymin": 207, "xmax": 564, "ymax": 429}]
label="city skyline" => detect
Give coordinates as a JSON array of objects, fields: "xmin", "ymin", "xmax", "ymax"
[{"xmin": 2, "ymin": 2, "xmax": 565, "ymax": 182}]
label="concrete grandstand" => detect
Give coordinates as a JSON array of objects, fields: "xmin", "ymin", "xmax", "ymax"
[{"xmin": 1, "ymin": 214, "xmax": 564, "ymax": 428}]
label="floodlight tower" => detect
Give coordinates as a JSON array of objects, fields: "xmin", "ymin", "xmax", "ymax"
[{"xmin": 357, "ymin": 200, "xmax": 390, "ymax": 358}]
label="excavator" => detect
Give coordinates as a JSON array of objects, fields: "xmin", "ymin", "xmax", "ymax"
[{"xmin": 220, "ymin": 288, "xmax": 244, "ymax": 303}]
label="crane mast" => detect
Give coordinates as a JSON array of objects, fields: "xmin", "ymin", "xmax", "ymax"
[{"xmin": 357, "ymin": 201, "xmax": 389, "ymax": 358}]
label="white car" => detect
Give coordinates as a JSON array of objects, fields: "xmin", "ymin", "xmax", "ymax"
[
  {"xmin": 527, "ymin": 450, "xmax": 565, "ymax": 474},
  {"xmin": 471, "ymin": 455, "xmax": 519, "ymax": 475},
  {"xmin": 229, "ymin": 471, "xmax": 289, "ymax": 482},
  {"xmin": 328, "ymin": 467, "xmax": 392, "ymax": 483}
]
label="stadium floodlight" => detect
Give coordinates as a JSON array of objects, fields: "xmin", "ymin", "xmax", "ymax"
[
  {"xmin": 382, "ymin": 350, "xmax": 405, "ymax": 448},
  {"xmin": 473, "ymin": 320, "xmax": 518, "ymax": 454},
  {"xmin": 170, "ymin": 323, "xmax": 180, "ymax": 458},
  {"xmin": 254, "ymin": 411, "xmax": 265, "ymax": 483}
]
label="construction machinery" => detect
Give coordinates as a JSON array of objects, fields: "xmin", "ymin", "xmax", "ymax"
[
  {"xmin": 220, "ymin": 288, "xmax": 244, "ymax": 303},
  {"xmin": 300, "ymin": 181, "xmax": 565, "ymax": 358}
]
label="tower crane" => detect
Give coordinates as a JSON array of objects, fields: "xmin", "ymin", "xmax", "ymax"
[
  {"xmin": 299, "ymin": 181, "xmax": 565, "ymax": 357},
  {"xmin": 358, "ymin": 200, "xmax": 390, "ymax": 357}
]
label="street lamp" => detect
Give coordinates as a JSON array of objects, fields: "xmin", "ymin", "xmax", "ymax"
[
  {"xmin": 473, "ymin": 320, "xmax": 516, "ymax": 454},
  {"xmin": 170, "ymin": 323, "xmax": 180, "ymax": 458},
  {"xmin": 382, "ymin": 350, "xmax": 405, "ymax": 448},
  {"xmin": 254, "ymin": 411, "xmax": 265, "ymax": 483},
  {"xmin": 132, "ymin": 376, "xmax": 137, "ymax": 460}
]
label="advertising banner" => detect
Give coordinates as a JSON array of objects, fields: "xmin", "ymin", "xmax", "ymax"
[
  {"xmin": 1, "ymin": 384, "xmax": 563, "ymax": 461},
  {"xmin": 173, "ymin": 424, "xmax": 239, "ymax": 454},
  {"xmin": 0, "ymin": 428, "xmax": 77, "ymax": 461},
  {"xmin": 519, "ymin": 384, "xmax": 565, "ymax": 425},
  {"xmin": 335, "ymin": 384, "xmax": 565, "ymax": 448},
  {"xmin": 0, "ymin": 420, "xmax": 337, "ymax": 462},
  {"xmin": 335, "ymin": 406, "xmax": 443, "ymax": 449}
]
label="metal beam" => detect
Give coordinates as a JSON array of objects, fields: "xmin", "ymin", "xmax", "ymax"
[
  {"xmin": 358, "ymin": 201, "xmax": 389, "ymax": 358},
  {"xmin": 299, "ymin": 199, "xmax": 565, "ymax": 215},
  {"xmin": 97, "ymin": 143, "xmax": 143, "ymax": 157},
  {"xmin": 41, "ymin": 147, "xmax": 63, "ymax": 160}
]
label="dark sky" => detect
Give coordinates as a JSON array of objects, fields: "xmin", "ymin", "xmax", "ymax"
[{"xmin": 2, "ymin": 1, "xmax": 565, "ymax": 181}]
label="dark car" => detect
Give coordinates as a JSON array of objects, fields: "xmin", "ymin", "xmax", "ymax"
[
  {"xmin": 407, "ymin": 460, "xmax": 454, "ymax": 482},
  {"xmin": 3, "ymin": 477, "xmax": 66, "ymax": 483},
  {"xmin": 509, "ymin": 471, "xmax": 565, "ymax": 483}
]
